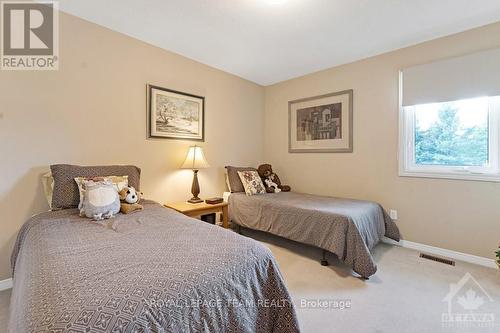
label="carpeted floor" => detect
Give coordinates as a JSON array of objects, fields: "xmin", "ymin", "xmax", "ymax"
[
  {"xmin": 1, "ymin": 230, "xmax": 499, "ymax": 332},
  {"xmin": 245, "ymin": 229, "xmax": 500, "ymax": 333}
]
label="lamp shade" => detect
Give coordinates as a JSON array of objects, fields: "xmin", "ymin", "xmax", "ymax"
[{"xmin": 181, "ymin": 145, "xmax": 210, "ymax": 170}]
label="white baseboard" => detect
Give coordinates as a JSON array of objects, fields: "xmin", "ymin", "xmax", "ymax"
[
  {"xmin": 382, "ymin": 237, "xmax": 497, "ymax": 269},
  {"xmin": 0, "ymin": 278, "xmax": 13, "ymax": 291}
]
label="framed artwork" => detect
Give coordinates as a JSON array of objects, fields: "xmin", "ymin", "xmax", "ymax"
[
  {"xmin": 148, "ymin": 84, "xmax": 204, "ymax": 141},
  {"xmin": 289, "ymin": 89, "xmax": 353, "ymax": 153}
]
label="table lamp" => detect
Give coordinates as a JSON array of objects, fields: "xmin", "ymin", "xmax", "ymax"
[{"xmin": 181, "ymin": 145, "xmax": 210, "ymax": 203}]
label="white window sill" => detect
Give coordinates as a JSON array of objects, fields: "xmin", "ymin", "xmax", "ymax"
[{"xmin": 399, "ymin": 170, "xmax": 500, "ymax": 183}]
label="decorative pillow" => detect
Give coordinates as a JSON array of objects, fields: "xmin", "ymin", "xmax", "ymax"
[
  {"xmin": 50, "ymin": 164, "xmax": 141, "ymax": 210},
  {"xmin": 75, "ymin": 176, "xmax": 128, "ymax": 210},
  {"xmin": 80, "ymin": 180, "xmax": 120, "ymax": 220},
  {"xmin": 237, "ymin": 170, "xmax": 266, "ymax": 196},
  {"xmin": 42, "ymin": 172, "xmax": 54, "ymax": 209},
  {"xmin": 225, "ymin": 166, "xmax": 258, "ymax": 193}
]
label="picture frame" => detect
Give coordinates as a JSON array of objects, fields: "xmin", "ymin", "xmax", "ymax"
[
  {"xmin": 147, "ymin": 84, "xmax": 205, "ymax": 141},
  {"xmin": 289, "ymin": 89, "xmax": 353, "ymax": 153}
]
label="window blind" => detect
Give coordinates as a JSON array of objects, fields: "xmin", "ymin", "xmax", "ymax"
[{"xmin": 401, "ymin": 47, "xmax": 500, "ymax": 107}]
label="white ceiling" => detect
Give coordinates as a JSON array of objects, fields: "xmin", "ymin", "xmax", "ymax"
[{"xmin": 59, "ymin": 0, "xmax": 500, "ymax": 85}]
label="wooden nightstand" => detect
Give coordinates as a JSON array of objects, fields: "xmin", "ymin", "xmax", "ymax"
[{"xmin": 164, "ymin": 201, "xmax": 229, "ymax": 229}]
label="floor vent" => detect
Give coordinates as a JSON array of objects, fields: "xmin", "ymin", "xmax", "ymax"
[{"xmin": 419, "ymin": 253, "xmax": 455, "ymax": 266}]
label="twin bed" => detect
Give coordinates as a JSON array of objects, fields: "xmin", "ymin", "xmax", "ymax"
[
  {"xmin": 9, "ymin": 165, "xmax": 299, "ymax": 333},
  {"xmin": 228, "ymin": 191, "xmax": 400, "ymax": 278},
  {"xmin": 10, "ymin": 201, "xmax": 299, "ymax": 332},
  {"xmin": 224, "ymin": 165, "xmax": 400, "ymax": 279}
]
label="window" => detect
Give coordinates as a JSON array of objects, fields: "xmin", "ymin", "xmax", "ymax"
[
  {"xmin": 400, "ymin": 96, "xmax": 500, "ymax": 181},
  {"xmin": 399, "ymin": 48, "xmax": 500, "ymax": 181}
]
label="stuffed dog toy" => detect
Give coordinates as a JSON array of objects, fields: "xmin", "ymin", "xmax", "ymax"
[
  {"xmin": 264, "ymin": 178, "xmax": 281, "ymax": 193},
  {"xmin": 119, "ymin": 186, "xmax": 144, "ymax": 214}
]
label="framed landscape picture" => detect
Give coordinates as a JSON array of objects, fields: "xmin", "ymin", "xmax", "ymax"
[
  {"xmin": 148, "ymin": 84, "xmax": 204, "ymax": 141},
  {"xmin": 289, "ymin": 90, "xmax": 353, "ymax": 153}
]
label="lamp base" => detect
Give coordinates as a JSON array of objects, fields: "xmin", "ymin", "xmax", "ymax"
[
  {"xmin": 187, "ymin": 197, "xmax": 203, "ymax": 204},
  {"xmin": 188, "ymin": 169, "xmax": 203, "ymax": 204}
]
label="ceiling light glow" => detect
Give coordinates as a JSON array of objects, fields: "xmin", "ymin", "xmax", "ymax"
[{"xmin": 266, "ymin": 0, "xmax": 287, "ymax": 5}]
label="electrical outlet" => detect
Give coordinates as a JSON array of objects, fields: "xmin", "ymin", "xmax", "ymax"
[{"xmin": 389, "ymin": 209, "xmax": 398, "ymax": 220}]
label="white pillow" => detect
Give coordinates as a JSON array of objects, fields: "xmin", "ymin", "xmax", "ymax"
[{"xmin": 42, "ymin": 172, "xmax": 54, "ymax": 209}]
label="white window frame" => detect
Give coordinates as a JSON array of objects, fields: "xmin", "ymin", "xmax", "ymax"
[{"xmin": 398, "ymin": 73, "xmax": 500, "ymax": 182}]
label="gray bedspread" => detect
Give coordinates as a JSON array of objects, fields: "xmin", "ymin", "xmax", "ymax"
[
  {"xmin": 228, "ymin": 192, "xmax": 400, "ymax": 278},
  {"xmin": 9, "ymin": 200, "xmax": 299, "ymax": 333}
]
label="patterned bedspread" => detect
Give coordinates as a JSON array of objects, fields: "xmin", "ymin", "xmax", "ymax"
[
  {"xmin": 9, "ymin": 200, "xmax": 299, "ymax": 332},
  {"xmin": 228, "ymin": 192, "xmax": 400, "ymax": 278}
]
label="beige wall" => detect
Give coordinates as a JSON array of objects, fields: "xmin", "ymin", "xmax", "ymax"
[
  {"xmin": 0, "ymin": 13, "xmax": 264, "ymax": 280},
  {"xmin": 264, "ymin": 22, "xmax": 500, "ymax": 260}
]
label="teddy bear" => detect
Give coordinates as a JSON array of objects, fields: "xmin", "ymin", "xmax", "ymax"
[
  {"xmin": 119, "ymin": 186, "xmax": 144, "ymax": 214},
  {"xmin": 257, "ymin": 164, "xmax": 291, "ymax": 193}
]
